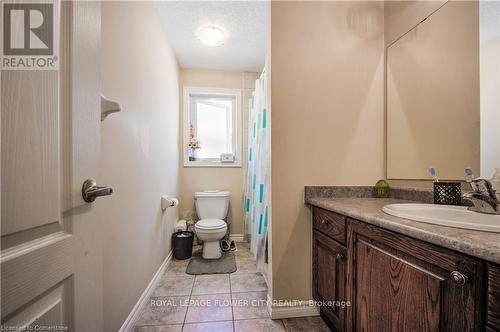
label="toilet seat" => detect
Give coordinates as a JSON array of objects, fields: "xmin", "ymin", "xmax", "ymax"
[{"xmin": 195, "ymin": 218, "xmax": 226, "ymax": 230}]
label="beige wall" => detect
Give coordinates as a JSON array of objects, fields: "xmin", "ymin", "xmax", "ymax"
[
  {"xmin": 100, "ymin": 2, "xmax": 180, "ymax": 331},
  {"xmin": 270, "ymin": 1, "xmax": 385, "ymax": 300},
  {"xmin": 179, "ymin": 69, "xmax": 259, "ymax": 235}
]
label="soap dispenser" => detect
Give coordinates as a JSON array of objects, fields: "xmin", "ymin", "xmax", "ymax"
[{"xmin": 491, "ymin": 168, "xmax": 500, "ymax": 200}]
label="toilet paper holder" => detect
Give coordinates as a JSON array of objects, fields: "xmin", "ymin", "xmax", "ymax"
[
  {"xmin": 101, "ymin": 95, "xmax": 121, "ymax": 121},
  {"xmin": 161, "ymin": 196, "xmax": 179, "ymax": 211}
]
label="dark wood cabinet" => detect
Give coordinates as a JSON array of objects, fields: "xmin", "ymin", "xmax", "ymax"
[
  {"xmin": 313, "ymin": 230, "xmax": 347, "ymax": 331},
  {"xmin": 348, "ymin": 219, "xmax": 483, "ymax": 332},
  {"xmin": 311, "ymin": 206, "xmax": 498, "ymax": 332},
  {"xmin": 313, "ymin": 207, "xmax": 346, "ymax": 245},
  {"xmin": 487, "ymin": 264, "xmax": 500, "ymax": 331}
]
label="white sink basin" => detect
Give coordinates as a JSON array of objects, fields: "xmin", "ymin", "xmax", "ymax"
[{"xmin": 382, "ymin": 203, "xmax": 500, "ymax": 233}]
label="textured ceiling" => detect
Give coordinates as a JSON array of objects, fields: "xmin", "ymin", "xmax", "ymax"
[{"xmin": 156, "ymin": 1, "xmax": 268, "ymax": 72}]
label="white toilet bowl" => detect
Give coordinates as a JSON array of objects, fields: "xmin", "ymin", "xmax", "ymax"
[{"xmin": 194, "ymin": 218, "xmax": 227, "ymax": 259}]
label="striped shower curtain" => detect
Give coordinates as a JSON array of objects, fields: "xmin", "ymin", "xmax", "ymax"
[{"xmin": 243, "ymin": 66, "xmax": 269, "ymax": 271}]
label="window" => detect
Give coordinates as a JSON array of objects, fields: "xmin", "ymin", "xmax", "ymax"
[{"xmin": 183, "ymin": 87, "xmax": 242, "ymax": 167}]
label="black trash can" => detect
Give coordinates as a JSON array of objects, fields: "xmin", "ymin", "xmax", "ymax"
[{"xmin": 172, "ymin": 231, "xmax": 194, "ymax": 260}]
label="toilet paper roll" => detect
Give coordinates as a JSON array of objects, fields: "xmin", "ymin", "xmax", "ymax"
[{"xmin": 175, "ymin": 219, "xmax": 187, "ymax": 232}]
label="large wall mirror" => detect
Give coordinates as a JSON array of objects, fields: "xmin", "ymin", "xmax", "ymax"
[{"xmin": 386, "ymin": 1, "xmax": 482, "ymax": 180}]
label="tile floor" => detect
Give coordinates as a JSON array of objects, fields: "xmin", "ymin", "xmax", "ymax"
[{"xmin": 134, "ymin": 242, "xmax": 330, "ymax": 332}]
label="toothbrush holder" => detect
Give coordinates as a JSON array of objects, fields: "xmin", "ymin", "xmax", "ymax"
[{"xmin": 433, "ymin": 182, "xmax": 461, "ymax": 205}]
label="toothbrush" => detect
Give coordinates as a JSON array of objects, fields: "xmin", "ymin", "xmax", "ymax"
[
  {"xmin": 465, "ymin": 166, "xmax": 477, "ymax": 191},
  {"xmin": 429, "ymin": 166, "xmax": 439, "ymax": 182},
  {"xmin": 464, "ymin": 166, "xmax": 474, "ymax": 182}
]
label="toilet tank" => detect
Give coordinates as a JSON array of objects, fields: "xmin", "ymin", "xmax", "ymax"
[{"xmin": 195, "ymin": 191, "xmax": 230, "ymax": 220}]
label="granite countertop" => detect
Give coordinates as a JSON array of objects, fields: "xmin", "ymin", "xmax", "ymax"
[{"xmin": 307, "ymin": 196, "xmax": 500, "ymax": 265}]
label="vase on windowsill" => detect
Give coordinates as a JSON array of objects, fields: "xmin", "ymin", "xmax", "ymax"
[
  {"xmin": 188, "ymin": 124, "xmax": 201, "ymax": 161},
  {"xmin": 189, "ymin": 149, "xmax": 199, "ymax": 161}
]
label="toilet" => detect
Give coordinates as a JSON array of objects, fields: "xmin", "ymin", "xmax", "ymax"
[{"xmin": 194, "ymin": 191, "xmax": 230, "ymax": 259}]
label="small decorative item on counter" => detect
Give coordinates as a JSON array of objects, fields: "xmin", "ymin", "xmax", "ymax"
[
  {"xmin": 187, "ymin": 123, "xmax": 201, "ymax": 161},
  {"xmin": 433, "ymin": 182, "xmax": 461, "ymax": 205},
  {"xmin": 375, "ymin": 179, "xmax": 389, "ymax": 198}
]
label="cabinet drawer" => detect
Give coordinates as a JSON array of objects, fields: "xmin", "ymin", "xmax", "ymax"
[{"xmin": 313, "ymin": 207, "xmax": 346, "ymax": 244}]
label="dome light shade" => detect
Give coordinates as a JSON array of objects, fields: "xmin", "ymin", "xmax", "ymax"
[{"xmin": 196, "ymin": 26, "xmax": 227, "ymax": 47}]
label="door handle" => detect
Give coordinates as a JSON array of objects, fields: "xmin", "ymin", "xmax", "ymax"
[{"xmin": 82, "ymin": 178, "xmax": 113, "ymax": 202}]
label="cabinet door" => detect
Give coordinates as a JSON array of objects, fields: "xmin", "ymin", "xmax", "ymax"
[
  {"xmin": 313, "ymin": 230, "xmax": 347, "ymax": 331},
  {"xmin": 487, "ymin": 264, "xmax": 500, "ymax": 332},
  {"xmin": 347, "ymin": 220, "xmax": 484, "ymax": 332}
]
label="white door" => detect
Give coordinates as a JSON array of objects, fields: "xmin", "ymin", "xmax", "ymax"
[{"xmin": 1, "ymin": 2, "xmax": 104, "ymax": 331}]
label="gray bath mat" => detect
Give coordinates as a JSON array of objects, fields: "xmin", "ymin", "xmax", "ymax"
[{"xmin": 186, "ymin": 251, "xmax": 237, "ymax": 275}]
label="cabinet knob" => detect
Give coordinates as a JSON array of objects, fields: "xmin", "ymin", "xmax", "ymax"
[
  {"xmin": 320, "ymin": 219, "xmax": 327, "ymax": 225},
  {"xmin": 450, "ymin": 271, "xmax": 468, "ymax": 285},
  {"xmin": 336, "ymin": 253, "xmax": 345, "ymax": 260}
]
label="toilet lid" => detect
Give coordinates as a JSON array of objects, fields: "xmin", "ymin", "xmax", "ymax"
[{"xmin": 195, "ymin": 219, "xmax": 226, "ymax": 230}]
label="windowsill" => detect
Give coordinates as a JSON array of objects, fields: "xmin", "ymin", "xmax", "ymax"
[{"xmin": 183, "ymin": 161, "xmax": 242, "ymax": 168}]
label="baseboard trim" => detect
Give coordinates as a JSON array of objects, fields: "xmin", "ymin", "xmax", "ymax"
[
  {"xmin": 266, "ymin": 294, "xmax": 320, "ymax": 319},
  {"xmin": 229, "ymin": 233, "xmax": 245, "ymax": 242},
  {"xmin": 119, "ymin": 251, "xmax": 173, "ymax": 332}
]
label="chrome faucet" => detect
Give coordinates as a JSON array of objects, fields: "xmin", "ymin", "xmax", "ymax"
[{"xmin": 462, "ymin": 178, "xmax": 500, "ymax": 214}]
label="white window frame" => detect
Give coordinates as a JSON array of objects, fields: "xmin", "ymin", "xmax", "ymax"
[{"xmin": 183, "ymin": 86, "xmax": 242, "ymax": 167}]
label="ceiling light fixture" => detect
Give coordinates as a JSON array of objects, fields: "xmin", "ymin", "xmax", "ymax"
[{"xmin": 196, "ymin": 26, "xmax": 227, "ymax": 47}]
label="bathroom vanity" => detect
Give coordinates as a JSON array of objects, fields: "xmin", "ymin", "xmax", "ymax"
[
  {"xmin": 302, "ymin": 1, "xmax": 500, "ymax": 330},
  {"xmin": 307, "ymin": 192, "xmax": 500, "ymax": 332}
]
